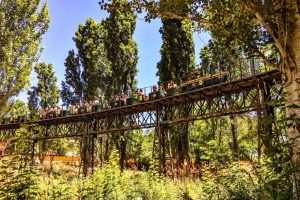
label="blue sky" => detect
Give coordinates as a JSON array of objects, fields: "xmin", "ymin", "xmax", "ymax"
[{"xmin": 22, "ymin": 0, "xmax": 209, "ymax": 100}]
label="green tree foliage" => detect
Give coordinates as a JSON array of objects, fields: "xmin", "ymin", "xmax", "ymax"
[
  {"xmin": 157, "ymin": 0, "xmax": 195, "ymax": 83},
  {"xmin": 27, "ymin": 88, "xmax": 39, "ymax": 115},
  {"xmin": 75, "ymin": 18, "xmax": 111, "ymax": 100},
  {"xmin": 0, "ymin": 0, "xmax": 49, "ymax": 116},
  {"xmin": 0, "ymin": 156, "xmax": 41, "ymax": 200},
  {"xmin": 0, "ymin": 126, "xmax": 41, "ymax": 199},
  {"xmin": 61, "ymin": 19, "xmax": 111, "ymax": 104},
  {"xmin": 7, "ymin": 100, "xmax": 29, "ymax": 120},
  {"xmin": 61, "ymin": 50, "xmax": 83, "ymax": 105},
  {"xmin": 104, "ymin": 0, "xmax": 138, "ymax": 95},
  {"xmin": 199, "ymin": 39, "xmax": 240, "ymax": 75},
  {"xmin": 28, "ymin": 63, "xmax": 60, "ymax": 110}
]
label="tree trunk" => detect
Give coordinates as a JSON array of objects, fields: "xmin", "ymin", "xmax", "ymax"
[
  {"xmin": 38, "ymin": 140, "xmax": 47, "ymax": 165},
  {"xmin": 260, "ymin": 82, "xmax": 275, "ymax": 156},
  {"xmin": 230, "ymin": 115, "xmax": 239, "ymax": 158},
  {"xmin": 104, "ymin": 135, "xmax": 111, "ymax": 162},
  {"xmin": 286, "ymin": 11, "xmax": 300, "ymax": 199},
  {"xmin": 119, "ymin": 132, "xmax": 127, "ymax": 171},
  {"xmin": 81, "ymin": 136, "xmax": 89, "ymax": 177}
]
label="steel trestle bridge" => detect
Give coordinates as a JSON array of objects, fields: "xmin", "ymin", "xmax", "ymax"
[{"xmin": 0, "ymin": 69, "xmax": 282, "ymax": 140}]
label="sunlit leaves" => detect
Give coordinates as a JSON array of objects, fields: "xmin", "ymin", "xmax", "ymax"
[{"xmin": 0, "ymin": 0, "xmax": 49, "ymax": 115}]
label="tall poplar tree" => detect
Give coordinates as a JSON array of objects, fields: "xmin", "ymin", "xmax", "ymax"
[
  {"xmin": 104, "ymin": 0, "xmax": 138, "ymax": 169},
  {"xmin": 61, "ymin": 18, "xmax": 111, "ymax": 105},
  {"xmin": 157, "ymin": 0, "xmax": 195, "ymax": 166},
  {"xmin": 104, "ymin": 0, "xmax": 138, "ymax": 96},
  {"xmin": 61, "ymin": 50, "xmax": 83, "ymax": 105},
  {"xmin": 28, "ymin": 63, "xmax": 59, "ymax": 110},
  {"xmin": 75, "ymin": 18, "xmax": 111, "ymax": 100},
  {"xmin": 0, "ymin": 0, "xmax": 49, "ymax": 116}
]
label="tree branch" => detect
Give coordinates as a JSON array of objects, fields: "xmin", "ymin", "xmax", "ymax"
[{"xmin": 243, "ymin": 1, "xmax": 288, "ymax": 59}]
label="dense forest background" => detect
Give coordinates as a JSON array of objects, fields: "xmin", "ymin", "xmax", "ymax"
[{"xmin": 0, "ymin": 0, "xmax": 300, "ymax": 199}]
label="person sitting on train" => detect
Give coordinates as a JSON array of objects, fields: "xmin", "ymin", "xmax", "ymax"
[
  {"xmin": 48, "ymin": 107, "xmax": 55, "ymax": 118},
  {"xmin": 45, "ymin": 107, "xmax": 51, "ymax": 118},
  {"xmin": 91, "ymin": 99, "xmax": 100, "ymax": 112},
  {"xmin": 116, "ymin": 95, "xmax": 121, "ymax": 107},
  {"xmin": 109, "ymin": 95, "xmax": 116, "ymax": 108},
  {"xmin": 86, "ymin": 101, "xmax": 92, "ymax": 113},
  {"xmin": 119, "ymin": 93, "xmax": 124, "ymax": 106},
  {"xmin": 153, "ymin": 85, "xmax": 158, "ymax": 98},
  {"xmin": 149, "ymin": 85, "xmax": 157, "ymax": 100},
  {"xmin": 69, "ymin": 104, "xmax": 74, "ymax": 115},
  {"xmin": 137, "ymin": 89, "xmax": 144, "ymax": 102},
  {"xmin": 120, "ymin": 93, "xmax": 128, "ymax": 106},
  {"xmin": 88, "ymin": 101, "xmax": 92, "ymax": 112},
  {"xmin": 83, "ymin": 101, "xmax": 89, "ymax": 113},
  {"xmin": 70, "ymin": 104, "xmax": 77, "ymax": 115},
  {"xmin": 39, "ymin": 108, "xmax": 46, "ymax": 119},
  {"xmin": 71, "ymin": 104, "xmax": 78, "ymax": 115},
  {"xmin": 166, "ymin": 82, "xmax": 171, "ymax": 90},
  {"xmin": 43, "ymin": 107, "xmax": 49, "ymax": 118},
  {"xmin": 104, "ymin": 101, "xmax": 110, "ymax": 110},
  {"xmin": 55, "ymin": 107, "xmax": 60, "ymax": 117},
  {"xmin": 169, "ymin": 80, "xmax": 177, "ymax": 89},
  {"xmin": 159, "ymin": 85, "xmax": 166, "ymax": 97},
  {"xmin": 134, "ymin": 90, "xmax": 139, "ymax": 99},
  {"xmin": 56, "ymin": 106, "xmax": 62, "ymax": 117},
  {"xmin": 144, "ymin": 93, "xmax": 149, "ymax": 101},
  {"xmin": 52, "ymin": 107, "xmax": 57, "ymax": 117},
  {"xmin": 76, "ymin": 103, "xmax": 82, "ymax": 114},
  {"xmin": 111, "ymin": 95, "xmax": 121, "ymax": 108}
]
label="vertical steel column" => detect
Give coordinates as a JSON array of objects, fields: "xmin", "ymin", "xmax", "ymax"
[
  {"xmin": 30, "ymin": 128, "xmax": 37, "ymax": 166},
  {"xmin": 81, "ymin": 123, "xmax": 89, "ymax": 177},
  {"xmin": 99, "ymin": 135, "xmax": 103, "ymax": 167},
  {"xmin": 31, "ymin": 138, "xmax": 36, "ymax": 166},
  {"xmin": 91, "ymin": 134, "xmax": 96, "ymax": 173},
  {"xmin": 155, "ymin": 106, "xmax": 167, "ymax": 173}
]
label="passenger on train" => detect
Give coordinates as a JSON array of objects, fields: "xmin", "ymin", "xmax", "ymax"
[
  {"xmin": 149, "ymin": 85, "xmax": 158, "ymax": 100},
  {"xmin": 88, "ymin": 101, "xmax": 93, "ymax": 112},
  {"xmin": 159, "ymin": 85, "xmax": 166, "ymax": 97},
  {"xmin": 138, "ymin": 89, "xmax": 149, "ymax": 102},
  {"xmin": 168, "ymin": 80, "xmax": 177, "ymax": 89},
  {"xmin": 83, "ymin": 101, "xmax": 91, "ymax": 113},
  {"xmin": 39, "ymin": 108, "xmax": 46, "ymax": 119},
  {"xmin": 92, "ymin": 99, "xmax": 100, "ymax": 112},
  {"xmin": 47, "ymin": 107, "xmax": 55, "ymax": 118},
  {"xmin": 165, "ymin": 80, "xmax": 177, "ymax": 95},
  {"xmin": 69, "ymin": 104, "xmax": 75, "ymax": 115},
  {"xmin": 120, "ymin": 93, "xmax": 128, "ymax": 106},
  {"xmin": 110, "ymin": 95, "xmax": 121, "ymax": 108}
]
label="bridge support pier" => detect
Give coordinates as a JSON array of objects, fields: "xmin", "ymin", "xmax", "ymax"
[
  {"xmin": 31, "ymin": 139, "xmax": 36, "ymax": 166},
  {"xmin": 98, "ymin": 135, "xmax": 104, "ymax": 167},
  {"xmin": 81, "ymin": 133, "xmax": 96, "ymax": 176},
  {"xmin": 230, "ymin": 115, "xmax": 239, "ymax": 159},
  {"xmin": 258, "ymin": 80, "xmax": 275, "ymax": 156},
  {"xmin": 153, "ymin": 123, "xmax": 167, "ymax": 173}
]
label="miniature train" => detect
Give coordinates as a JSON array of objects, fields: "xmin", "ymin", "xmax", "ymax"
[{"xmin": 1, "ymin": 70, "xmax": 228, "ymax": 124}]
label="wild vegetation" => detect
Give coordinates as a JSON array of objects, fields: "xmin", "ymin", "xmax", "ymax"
[{"xmin": 0, "ymin": 0, "xmax": 299, "ymax": 199}]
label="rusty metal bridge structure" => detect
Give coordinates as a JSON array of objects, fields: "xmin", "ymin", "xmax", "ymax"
[{"xmin": 0, "ymin": 68, "xmax": 283, "ymax": 175}]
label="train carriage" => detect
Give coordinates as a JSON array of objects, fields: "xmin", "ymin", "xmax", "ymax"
[{"xmin": 181, "ymin": 69, "xmax": 229, "ymax": 92}]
